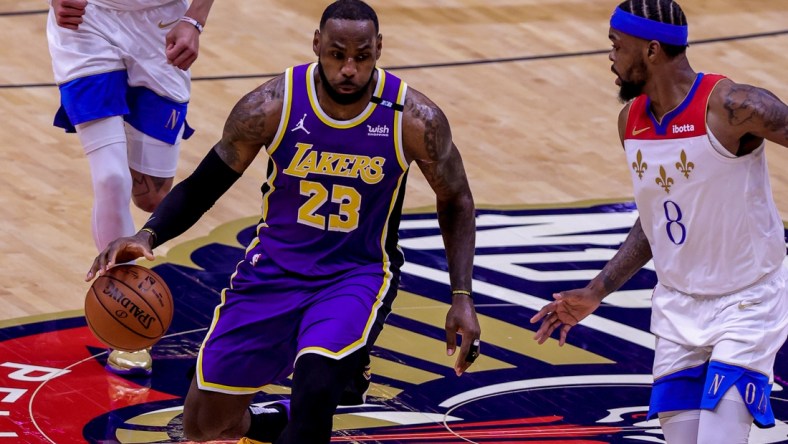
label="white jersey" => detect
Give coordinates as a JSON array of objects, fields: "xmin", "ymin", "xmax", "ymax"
[
  {"xmin": 623, "ymin": 73, "xmax": 785, "ymax": 295},
  {"xmin": 88, "ymin": 0, "xmax": 185, "ymax": 11}
]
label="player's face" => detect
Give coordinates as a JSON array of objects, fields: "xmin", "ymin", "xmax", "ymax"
[
  {"xmin": 608, "ymin": 29, "xmax": 648, "ymax": 102},
  {"xmin": 313, "ymin": 18, "xmax": 382, "ymax": 105}
]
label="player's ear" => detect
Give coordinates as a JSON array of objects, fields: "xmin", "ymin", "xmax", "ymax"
[
  {"xmin": 375, "ymin": 34, "xmax": 382, "ymax": 60},
  {"xmin": 647, "ymin": 40, "xmax": 659, "ymax": 60},
  {"xmin": 313, "ymin": 30, "xmax": 321, "ymax": 57}
]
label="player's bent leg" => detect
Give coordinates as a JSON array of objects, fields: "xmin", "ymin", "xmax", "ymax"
[
  {"xmin": 658, "ymin": 409, "xmax": 699, "ymax": 444},
  {"xmin": 125, "ymin": 123, "xmax": 179, "ymax": 212},
  {"xmin": 129, "ymin": 170, "xmax": 173, "ymax": 213},
  {"xmin": 697, "ymin": 388, "xmax": 753, "ymax": 444},
  {"xmin": 182, "ymin": 376, "xmax": 257, "ymax": 441},
  {"xmin": 77, "ymin": 116, "xmax": 135, "ymax": 251},
  {"xmin": 275, "ymin": 350, "xmax": 366, "ymax": 444}
]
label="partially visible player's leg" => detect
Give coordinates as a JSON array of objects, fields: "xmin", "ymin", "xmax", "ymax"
[
  {"xmin": 658, "ymin": 409, "xmax": 700, "ymax": 444},
  {"xmin": 126, "ymin": 124, "xmax": 178, "ymax": 213},
  {"xmin": 120, "ymin": 2, "xmax": 190, "ymax": 214},
  {"xmin": 275, "ymin": 350, "xmax": 366, "ymax": 444},
  {"xmin": 697, "ymin": 388, "xmax": 752, "ymax": 444},
  {"xmin": 78, "ymin": 116, "xmax": 135, "ymax": 251},
  {"xmin": 182, "ymin": 376, "xmax": 257, "ymax": 440},
  {"xmin": 272, "ymin": 269, "xmax": 399, "ymax": 443},
  {"xmin": 648, "ymin": 333, "xmax": 709, "ymax": 441},
  {"xmin": 191, "ymin": 249, "xmax": 304, "ymax": 441}
]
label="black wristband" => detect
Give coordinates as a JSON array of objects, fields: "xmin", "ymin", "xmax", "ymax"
[{"xmin": 142, "ymin": 148, "xmax": 241, "ymax": 248}]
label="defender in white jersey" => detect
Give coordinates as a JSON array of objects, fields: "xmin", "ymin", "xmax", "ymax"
[
  {"xmin": 531, "ymin": 1, "xmax": 788, "ymax": 443},
  {"xmin": 48, "ymin": 0, "xmax": 214, "ymax": 376}
]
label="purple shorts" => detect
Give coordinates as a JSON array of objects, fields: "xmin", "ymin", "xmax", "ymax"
[{"xmin": 196, "ymin": 243, "xmax": 399, "ymax": 394}]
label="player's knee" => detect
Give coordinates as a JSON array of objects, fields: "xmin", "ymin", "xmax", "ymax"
[
  {"xmin": 94, "ymin": 170, "xmax": 130, "ymax": 200},
  {"xmin": 181, "ymin": 410, "xmax": 217, "ymax": 442},
  {"xmin": 131, "ymin": 192, "xmax": 164, "ymax": 213},
  {"xmin": 131, "ymin": 181, "xmax": 171, "ymax": 212}
]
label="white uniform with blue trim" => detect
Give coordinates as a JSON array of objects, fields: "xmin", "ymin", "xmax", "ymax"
[
  {"xmin": 623, "ymin": 73, "xmax": 788, "ymax": 427},
  {"xmin": 47, "ymin": 0, "xmax": 191, "ymax": 175}
]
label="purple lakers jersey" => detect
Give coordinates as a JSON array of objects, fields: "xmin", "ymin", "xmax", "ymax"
[{"xmin": 255, "ymin": 63, "xmax": 409, "ymax": 277}]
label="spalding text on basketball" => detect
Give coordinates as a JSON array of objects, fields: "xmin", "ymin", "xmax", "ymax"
[{"xmin": 101, "ymin": 281, "xmax": 158, "ymax": 330}]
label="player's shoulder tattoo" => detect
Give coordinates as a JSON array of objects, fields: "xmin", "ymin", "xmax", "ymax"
[
  {"xmin": 723, "ymin": 82, "xmax": 787, "ymax": 133},
  {"xmin": 404, "ymin": 89, "xmax": 451, "ymax": 162},
  {"xmin": 217, "ymin": 75, "xmax": 286, "ymax": 169}
]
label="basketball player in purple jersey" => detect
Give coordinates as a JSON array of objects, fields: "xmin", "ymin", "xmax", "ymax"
[
  {"xmin": 531, "ymin": 1, "xmax": 788, "ymax": 443},
  {"xmin": 86, "ymin": 1, "xmax": 481, "ymax": 442}
]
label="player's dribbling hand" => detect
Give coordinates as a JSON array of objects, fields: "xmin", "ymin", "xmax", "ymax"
[
  {"xmin": 85, "ymin": 232, "xmax": 155, "ymax": 281},
  {"xmin": 445, "ymin": 294, "xmax": 481, "ymax": 376},
  {"xmin": 530, "ymin": 287, "xmax": 603, "ymax": 346},
  {"xmin": 165, "ymin": 21, "xmax": 200, "ymax": 70},
  {"xmin": 53, "ymin": 0, "xmax": 88, "ymax": 30}
]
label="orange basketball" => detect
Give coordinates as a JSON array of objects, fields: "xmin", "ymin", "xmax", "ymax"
[{"xmin": 84, "ymin": 264, "xmax": 174, "ymax": 352}]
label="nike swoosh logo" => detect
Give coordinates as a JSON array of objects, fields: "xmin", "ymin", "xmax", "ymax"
[
  {"xmin": 632, "ymin": 126, "xmax": 651, "ymax": 136},
  {"xmin": 738, "ymin": 301, "xmax": 762, "ymax": 309},
  {"xmin": 158, "ymin": 18, "xmax": 179, "ymax": 29}
]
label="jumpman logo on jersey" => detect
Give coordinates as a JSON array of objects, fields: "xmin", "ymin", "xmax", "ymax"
[{"xmin": 291, "ymin": 114, "xmax": 311, "ymax": 134}]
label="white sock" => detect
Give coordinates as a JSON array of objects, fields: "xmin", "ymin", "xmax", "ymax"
[
  {"xmin": 660, "ymin": 409, "xmax": 700, "ymax": 444},
  {"xmin": 77, "ymin": 117, "xmax": 135, "ymax": 251}
]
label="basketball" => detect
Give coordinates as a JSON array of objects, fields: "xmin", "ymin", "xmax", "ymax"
[{"xmin": 84, "ymin": 264, "xmax": 174, "ymax": 352}]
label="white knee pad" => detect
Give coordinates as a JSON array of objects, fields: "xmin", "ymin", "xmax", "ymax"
[
  {"xmin": 125, "ymin": 123, "xmax": 181, "ymax": 178},
  {"xmin": 659, "ymin": 409, "xmax": 700, "ymax": 444}
]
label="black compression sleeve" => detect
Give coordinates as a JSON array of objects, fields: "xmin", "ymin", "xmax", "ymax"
[{"xmin": 141, "ymin": 147, "xmax": 241, "ymax": 248}]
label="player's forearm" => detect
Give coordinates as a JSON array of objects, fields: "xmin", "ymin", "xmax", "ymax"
[
  {"xmin": 437, "ymin": 192, "xmax": 476, "ymax": 294},
  {"xmin": 185, "ymin": 0, "xmax": 214, "ymax": 25},
  {"xmin": 142, "ymin": 146, "xmax": 241, "ymax": 248},
  {"xmin": 587, "ymin": 217, "xmax": 652, "ymax": 299}
]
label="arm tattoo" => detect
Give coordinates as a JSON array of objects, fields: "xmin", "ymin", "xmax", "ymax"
[
  {"xmin": 217, "ymin": 76, "xmax": 283, "ymax": 170},
  {"xmin": 597, "ymin": 218, "xmax": 652, "ymax": 295},
  {"xmin": 423, "ymin": 106, "xmax": 448, "ymax": 162},
  {"xmin": 404, "ymin": 95, "xmax": 449, "ymax": 161},
  {"xmin": 724, "ymin": 84, "xmax": 788, "ymax": 140}
]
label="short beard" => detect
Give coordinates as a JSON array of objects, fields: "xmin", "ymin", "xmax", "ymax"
[
  {"xmin": 317, "ymin": 61, "xmax": 375, "ymax": 106},
  {"xmin": 616, "ymin": 60, "xmax": 647, "ymax": 103},
  {"xmin": 618, "ymin": 80, "xmax": 645, "ymax": 102}
]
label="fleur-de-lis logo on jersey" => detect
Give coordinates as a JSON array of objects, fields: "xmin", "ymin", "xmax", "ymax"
[
  {"xmin": 675, "ymin": 149, "xmax": 695, "ymax": 179},
  {"xmin": 656, "ymin": 165, "xmax": 674, "ymax": 193},
  {"xmin": 632, "ymin": 150, "xmax": 648, "ymax": 179}
]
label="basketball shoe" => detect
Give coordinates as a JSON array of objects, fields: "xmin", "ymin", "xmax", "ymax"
[{"xmin": 106, "ymin": 348, "xmax": 153, "ymax": 376}]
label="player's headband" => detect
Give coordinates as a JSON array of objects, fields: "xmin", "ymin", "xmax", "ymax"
[{"xmin": 610, "ymin": 7, "xmax": 688, "ymax": 46}]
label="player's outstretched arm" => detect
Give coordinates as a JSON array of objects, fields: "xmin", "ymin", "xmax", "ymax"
[
  {"xmin": 402, "ymin": 88, "xmax": 479, "ymax": 376},
  {"xmin": 709, "ymin": 80, "xmax": 788, "ymax": 150},
  {"xmin": 530, "ymin": 217, "xmax": 652, "ymax": 345},
  {"xmin": 86, "ymin": 75, "xmax": 285, "ymax": 280}
]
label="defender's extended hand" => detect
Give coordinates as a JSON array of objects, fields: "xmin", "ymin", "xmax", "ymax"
[
  {"xmin": 445, "ymin": 294, "xmax": 481, "ymax": 376},
  {"xmin": 530, "ymin": 288, "xmax": 602, "ymax": 346},
  {"xmin": 85, "ymin": 231, "xmax": 155, "ymax": 281}
]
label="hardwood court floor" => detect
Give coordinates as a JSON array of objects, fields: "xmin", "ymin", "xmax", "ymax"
[{"xmin": 0, "ymin": 1, "xmax": 787, "ymax": 443}]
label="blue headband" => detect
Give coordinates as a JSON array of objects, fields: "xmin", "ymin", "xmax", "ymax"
[{"xmin": 610, "ymin": 7, "xmax": 688, "ymax": 46}]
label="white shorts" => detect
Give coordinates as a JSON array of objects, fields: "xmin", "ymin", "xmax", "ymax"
[
  {"xmin": 648, "ymin": 266, "xmax": 788, "ymax": 426},
  {"xmin": 652, "ymin": 266, "xmax": 788, "ymax": 380},
  {"xmin": 47, "ymin": 0, "xmax": 192, "ymax": 146},
  {"xmin": 47, "ymin": 0, "xmax": 190, "ymax": 101}
]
